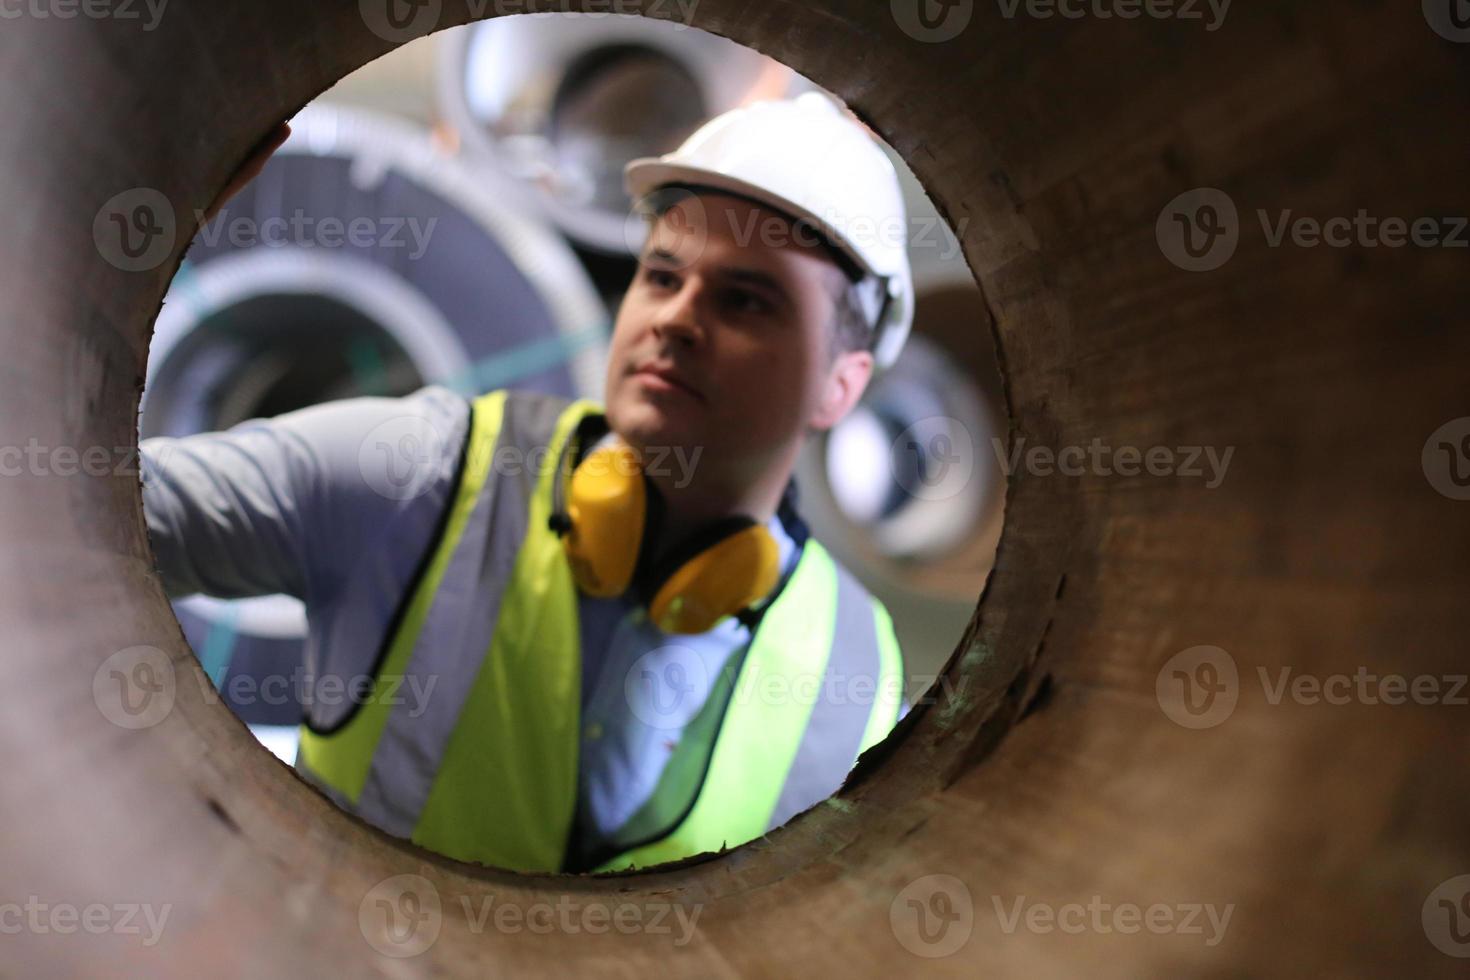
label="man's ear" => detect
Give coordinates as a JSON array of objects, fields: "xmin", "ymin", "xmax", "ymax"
[{"xmin": 810, "ymin": 349, "xmax": 874, "ymax": 432}]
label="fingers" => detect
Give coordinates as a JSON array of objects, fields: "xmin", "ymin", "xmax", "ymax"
[{"xmin": 202, "ymin": 121, "xmax": 293, "ymax": 225}]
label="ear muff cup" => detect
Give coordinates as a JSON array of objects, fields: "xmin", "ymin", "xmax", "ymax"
[
  {"xmin": 640, "ymin": 516, "xmax": 780, "ymax": 634},
  {"xmin": 558, "ymin": 439, "xmax": 781, "ymax": 632},
  {"xmin": 561, "ymin": 442, "xmax": 650, "ymax": 597}
]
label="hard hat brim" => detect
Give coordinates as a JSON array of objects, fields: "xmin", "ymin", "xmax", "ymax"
[{"xmin": 623, "ymin": 157, "xmax": 879, "ymax": 283}]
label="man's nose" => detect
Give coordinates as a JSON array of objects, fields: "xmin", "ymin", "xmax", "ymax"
[{"xmin": 650, "ymin": 280, "xmax": 705, "ymax": 349}]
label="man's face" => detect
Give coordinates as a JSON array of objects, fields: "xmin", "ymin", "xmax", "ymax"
[{"xmin": 604, "ymin": 191, "xmax": 863, "ymax": 472}]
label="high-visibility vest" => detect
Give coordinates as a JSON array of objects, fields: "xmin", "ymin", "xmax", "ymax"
[{"xmin": 296, "ymin": 388, "xmax": 904, "ymax": 873}]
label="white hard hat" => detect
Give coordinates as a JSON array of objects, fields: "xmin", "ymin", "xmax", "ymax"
[{"xmin": 624, "ymin": 92, "xmax": 914, "ymax": 370}]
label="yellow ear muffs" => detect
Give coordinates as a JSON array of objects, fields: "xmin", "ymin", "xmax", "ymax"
[
  {"xmin": 552, "ymin": 432, "xmax": 784, "ymax": 632},
  {"xmin": 560, "ymin": 443, "xmax": 646, "ymax": 597},
  {"xmin": 647, "ymin": 523, "xmax": 780, "ymax": 635}
]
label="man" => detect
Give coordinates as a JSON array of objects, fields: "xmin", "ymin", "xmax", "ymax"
[{"xmin": 142, "ymin": 93, "xmax": 915, "ymax": 873}]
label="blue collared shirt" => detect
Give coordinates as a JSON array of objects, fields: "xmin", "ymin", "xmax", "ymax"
[{"xmin": 572, "ymin": 509, "xmax": 799, "ymax": 863}]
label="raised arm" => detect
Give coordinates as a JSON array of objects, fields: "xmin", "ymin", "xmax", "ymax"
[{"xmin": 139, "ymin": 385, "xmax": 470, "ymax": 603}]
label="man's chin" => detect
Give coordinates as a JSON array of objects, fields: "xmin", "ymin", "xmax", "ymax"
[{"xmin": 609, "ymin": 397, "xmax": 702, "ymax": 454}]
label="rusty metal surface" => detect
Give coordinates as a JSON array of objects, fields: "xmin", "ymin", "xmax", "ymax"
[{"xmin": 1, "ymin": 1, "xmax": 1467, "ymax": 976}]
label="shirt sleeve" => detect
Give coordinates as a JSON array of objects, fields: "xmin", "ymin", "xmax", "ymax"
[{"xmin": 139, "ymin": 384, "xmax": 470, "ymax": 603}]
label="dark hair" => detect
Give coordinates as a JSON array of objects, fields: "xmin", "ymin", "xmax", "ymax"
[{"xmin": 828, "ymin": 277, "xmax": 875, "ymax": 361}]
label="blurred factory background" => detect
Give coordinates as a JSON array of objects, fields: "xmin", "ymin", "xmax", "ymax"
[{"xmin": 139, "ymin": 14, "xmax": 1005, "ymax": 762}]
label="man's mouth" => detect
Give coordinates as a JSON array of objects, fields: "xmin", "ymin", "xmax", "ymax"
[{"xmin": 630, "ymin": 362, "xmax": 705, "ymax": 402}]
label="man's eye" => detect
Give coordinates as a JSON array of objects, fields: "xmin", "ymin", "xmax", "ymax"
[
  {"xmin": 725, "ymin": 289, "xmax": 773, "ymax": 316},
  {"xmin": 644, "ymin": 268, "xmax": 676, "ymax": 289}
]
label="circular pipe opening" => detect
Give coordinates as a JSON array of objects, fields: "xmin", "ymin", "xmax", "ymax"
[{"xmin": 13, "ymin": 1, "xmax": 1448, "ymax": 974}]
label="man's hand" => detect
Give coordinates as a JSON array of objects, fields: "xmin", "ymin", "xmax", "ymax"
[{"xmin": 201, "ymin": 122, "xmax": 292, "ymax": 225}]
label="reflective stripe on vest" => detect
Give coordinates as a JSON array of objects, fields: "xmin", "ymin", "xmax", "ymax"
[
  {"xmin": 298, "ymin": 389, "xmax": 903, "ymax": 872},
  {"xmin": 298, "ymin": 388, "xmax": 594, "ymax": 871}
]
